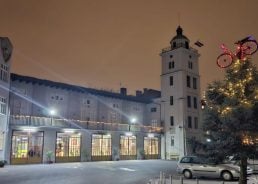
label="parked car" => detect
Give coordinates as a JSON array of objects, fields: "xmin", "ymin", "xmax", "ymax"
[{"xmin": 176, "ymin": 156, "xmax": 253, "ymax": 181}]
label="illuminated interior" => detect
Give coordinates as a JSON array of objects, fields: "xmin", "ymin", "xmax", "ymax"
[
  {"xmin": 56, "ymin": 132, "xmax": 81, "ymax": 157},
  {"xmin": 144, "ymin": 137, "xmax": 159, "ymax": 155},
  {"xmin": 120, "ymin": 135, "xmax": 136, "ymax": 155},
  {"xmin": 11, "ymin": 131, "xmax": 43, "ymax": 163},
  {"xmin": 92, "ymin": 134, "xmax": 111, "ymax": 156}
]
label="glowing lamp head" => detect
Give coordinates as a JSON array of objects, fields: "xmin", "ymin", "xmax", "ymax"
[
  {"xmin": 49, "ymin": 109, "xmax": 56, "ymax": 116},
  {"xmin": 206, "ymin": 138, "xmax": 211, "ymax": 142},
  {"xmin": 130, "ymin": 117, "xmax": 137, "ymax": 123}
]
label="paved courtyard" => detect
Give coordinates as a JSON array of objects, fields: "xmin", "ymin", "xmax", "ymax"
[
  {"xmin": 0, "ymin": 160, "xmax": 178, "ymax": 184},
  {"xmin": 1, "ymin": 160, "xmax": 257, "ymax": 184}
]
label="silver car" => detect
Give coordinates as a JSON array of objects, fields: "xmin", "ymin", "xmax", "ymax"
[{"xmin": 176, "ymin": 156, "xmax": 253, "ymax": 181}]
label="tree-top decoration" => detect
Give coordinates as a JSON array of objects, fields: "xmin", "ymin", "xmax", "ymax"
[
  {"xmin": 216, "ymin": 36, "xmax": 258, "ymax": 68},
  {"xmin": 201, "ymin": 37, "xmax": 258, "ymax": 184}
]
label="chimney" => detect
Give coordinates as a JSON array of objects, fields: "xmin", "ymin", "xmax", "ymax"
[
  {"xmin": 120, "ymin": 88, "xmax": 127, "ymax": 95},
  {"xmin": 136, "ymin": 90, "xmax": 142, "ymax": 97},
  {"xmin": 143, "ymin": 88, "xmax": 148, "ymax": 95}
]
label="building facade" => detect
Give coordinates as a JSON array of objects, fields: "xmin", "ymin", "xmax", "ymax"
[{"xmin": 0, "ymin": 26, "xmax": 202, "ymax": 164}]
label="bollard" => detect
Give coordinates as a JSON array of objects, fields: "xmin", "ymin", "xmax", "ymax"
[
  {"xmin": 180, "ymin": 176, "xmax": 183, "ymax": 184},
  {"xmin": 222, "ymin": 181, "xmax": 225, "ymax": 184},
  {"xmin": 196, "ymin": 178, "xmax": 199, "ymax": 184},
  {"xmin": 169, "ymin": 175, "xmax": 172, "ymax": 184},
  {"xmin": 160, "ymin": 171, "xmax": 162, "ymax": 184},
  {"xmin": 162, "ymin": 172, "xmax": 165, "ymax": 184}
]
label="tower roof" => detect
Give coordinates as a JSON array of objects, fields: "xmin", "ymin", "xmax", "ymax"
[
  {"xmin": 170, "ymin": 26, "xmax": 189, "ymax": 43},
  {"xmin": 170, "ymin": 26, "xmax": 189, "ymax": 49}
]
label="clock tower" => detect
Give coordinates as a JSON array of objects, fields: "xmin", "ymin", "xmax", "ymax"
[{"xmin": 160, "ymin": 26, "xmax": 201, "ymax": 159}]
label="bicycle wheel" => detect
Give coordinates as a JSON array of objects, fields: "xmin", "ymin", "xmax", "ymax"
[
  {"xmin": 241, "ymin": 40, "xmax": 258, "ymax": 55},
  {"xmin": 216, "ymin": 53, "xmax": 233, "ymax": 68}
]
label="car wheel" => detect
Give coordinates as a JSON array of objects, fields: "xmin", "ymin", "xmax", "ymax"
[
  {"xmin": 183, "ymin": 170, "xmax": 192, "ymax": 179},
  {"xmin": 222, "ymin": 171, "xmax": 233, "ymax": 181}
]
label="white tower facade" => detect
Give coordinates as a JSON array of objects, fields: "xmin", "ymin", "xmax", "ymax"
[
  {"xmin": 0, "ymin": 37, "xmax": 13, "ymax": 161},
  {"xmin": 160, "ymin": 26, "xmax": 201, "ymax": 159}
]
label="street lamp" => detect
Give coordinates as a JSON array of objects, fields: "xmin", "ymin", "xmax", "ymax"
[
  {"xmin": 178, "ymin": 97, "xmax": 187, "ymax": 156},
  {"xmin": 129, "ymin": 117, "xmax": 137, "ymax": 131},
  {"xmin": 49, "ymin": 109, "xmax": 56, "ymax": 126}
]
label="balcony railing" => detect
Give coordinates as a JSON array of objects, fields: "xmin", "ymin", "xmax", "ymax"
[
  {"xmin": 9, "ymin": 115, "xmax": 163, "ymax": 133},
  {"xmin": 161, "ymin": 45, "xmax": 198, "ymax": 54}
]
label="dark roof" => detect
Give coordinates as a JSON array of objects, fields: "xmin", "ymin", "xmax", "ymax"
[
  {"xmin": 170, "ymin": 26, "xmax": 189, "ymax": 43},
  {"xmin": 11, "ymin": 73, "xmax": 159, "ymax": 103}
]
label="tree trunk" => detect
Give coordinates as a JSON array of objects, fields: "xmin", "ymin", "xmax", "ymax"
[{"xmin": 239, "ymin": 156, "xmax": 247, "ymax": 184}]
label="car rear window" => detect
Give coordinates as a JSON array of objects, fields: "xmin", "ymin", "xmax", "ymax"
[{"xmin": 180, "ymin": 157, "xmax": 192, "ymax": 163}]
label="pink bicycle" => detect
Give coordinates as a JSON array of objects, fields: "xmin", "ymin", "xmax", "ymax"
[{"xmin": 217, "ymin": 36, "xmax": 258, "ymax": 68}]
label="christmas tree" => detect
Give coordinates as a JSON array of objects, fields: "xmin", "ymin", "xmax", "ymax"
[{"xmin": 202, "ymin": 58, "xmax": 258, "ymax": 184}]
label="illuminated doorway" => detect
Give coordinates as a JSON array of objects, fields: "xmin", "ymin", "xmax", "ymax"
[
  {"xmin": 144, "ymin": 137, "xmax": 159, "ymax": 159},
  {"xmin": 91, "ymin": 134, "xmax": 111, "ymax": 161},
  {"xmin": 11, "ymin": 131, "xmax": 43, "ymax": 164},
  {"xmin": 55, "ymin": 132, "xmax": 81, "ymax": 163},
  {"xmin": 120, "ymin": 135, "xmax": 136, "ymax": 160}
]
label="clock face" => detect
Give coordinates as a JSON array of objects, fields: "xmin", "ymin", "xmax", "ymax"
[
  {"xmin": 0, "ymin": 38, "xmax": 12, "ymax": 62},
  {"xmin": 2, "ymin": 46, "xmax": 11, "ymax": 62}
]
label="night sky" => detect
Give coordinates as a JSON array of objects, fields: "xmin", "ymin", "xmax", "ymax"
[{"xmin": 1, "ymin": 0, "xmax": 258, "ymax": 95}]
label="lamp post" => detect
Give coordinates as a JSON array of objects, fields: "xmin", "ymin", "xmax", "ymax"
[
  {"xmin": 178, "ymin": 97, "xmax": 187, "ymax": 156},
  {"xmin": 129, "ymin": 117, "xmax": 136, "ymax": 131},
  {"xmin": 49, "ymin": 109, "xmax": 56, "ymax": 126}
]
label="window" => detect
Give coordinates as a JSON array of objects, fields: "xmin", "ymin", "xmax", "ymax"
[
  {"xmin": 0, "ymin": 96, "xmax": 6, "ymax": 115},
  {"xmin": 113, "ymin": 104, "xmax": 119, "ymax": 108},
  {"xmin": 169, "ymin": 61, "xmax": 175, "ymax": 69},
  {"xmin": 170, "ymin": 96, "xmax": 173, "ymax": 105},
  {"xmin": 120, "ymin": 136, "xmax": 136, "ymax": 156},
  {"xmin": 194, "ymin": 117, "xmax": 198, "ymax": 129},
  {"xmin": 150, "ymin": 107, "xmax": 157, "ymax": 112},
  {"xmin": 170, "ymin": 55, "xmax": 173, "ymax": 58},
  {"xmin": 193, "ymin": 97, "xmax": 197, "ymax": 109},
  {"xmin": 87, "ymin": 100, "xmax": 90, "ymax": 104},
  {"xmin": 180, "ymin": 157, "xmax": 191, "ymax": 163},
  {"xmin": 56, "ymin": 133, "xmax": 81, "ymax": 158},
  {"xmin": 173, "ymin": 42, "xmax": 176, "ymax": 48},
  {"xmin": 170, "ymin": 116, "xmax": 174, "ymax": 126},
  {"xmin": 170, "ymin": 76, "xmax": 173, "ymax": 86},
  {"xmin": 171, "ymin": 136, "xmax": 174, "ymax": 147},
  {"xmin": 0, "ymin": 64, "xmax": 8, "ymax": 82},
  {"xmin": 0, "ymin": 132, "xmax": 4, "ymax": 150},
  {"xmin": 188, "ymin": 116, "xmax": 192, "ymax": 128},
  {"xmin": 193, "ymin": 77, "xmax": 197, "ymax": 89},
  {"xmin": 188, "ymin": 61, "xmax": 193, "ymax": 69},
  {"xmin": 92, "ymin": 134, "xmax": 111, "ymax": 157},
  {"xmin": 11, "ymin": 131, "xmax": 44, "ymax": 163},
  {"xmin": 185, "ymin": 41, "xmax": 189, "ymax": 49},
  {"xmin": 144, "ymin": 137, "xmax": 159, "ymax": 155},
  {"xmin": 187, "ymin": 96, "xmax": 191, "ymax": 108},
  {"xmin": 187, "ymin": 76, "xmax": 191, "ymax": 87}
]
